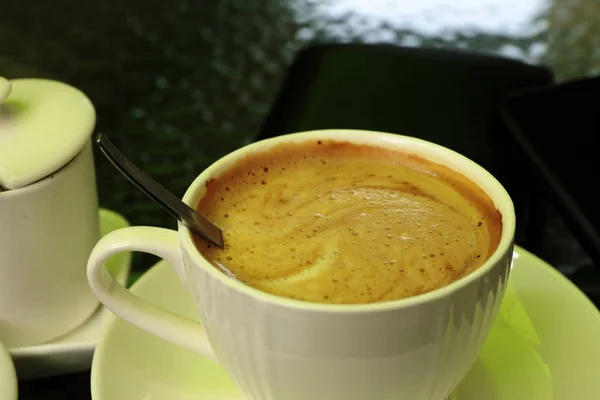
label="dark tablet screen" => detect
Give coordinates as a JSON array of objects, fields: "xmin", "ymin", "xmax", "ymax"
[{"xmin": 500, "ymin": 76, "xmax": 600, "ymax": 263}]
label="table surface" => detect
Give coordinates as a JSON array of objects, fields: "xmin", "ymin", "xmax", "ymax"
[{"xmin": 2, "ymin": 0, "xmax": 600, "ymax": 398}]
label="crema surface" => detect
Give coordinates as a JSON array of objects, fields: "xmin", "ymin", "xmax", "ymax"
[{"xmin": 195, "ymin": 140, "xmax": 502, "ymax": 304}]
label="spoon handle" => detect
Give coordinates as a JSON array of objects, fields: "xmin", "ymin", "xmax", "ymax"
[{"xmin": 96, "ymin": 133, "xmax": 224, "ymax": 248}]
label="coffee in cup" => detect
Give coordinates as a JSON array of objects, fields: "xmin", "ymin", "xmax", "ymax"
[{"xmin": 195, "ymin": 139, "xmax": 502, "ymax": 304}]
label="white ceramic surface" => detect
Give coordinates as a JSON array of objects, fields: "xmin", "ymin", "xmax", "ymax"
[
  {"xmin": 91, "ymin": 247, "xmax": 600, "ymax": 400},
  {"xmin": 0, "ymin": 340, "xmax": 17, "ymax": 400},
  {"xmin": 0, "ymin": 142, "xmax": 100, "ymax": 348},
  {"xmin": 8, "ymin": 208, "xmax": 132, "ymax": 380},
  {"xmin": 88, "ymin": 130, "xmax": 515, "ymax": 400},
  {"xmin": 0, "ymin": 78, "xmax": 95, "ymax": 190}
]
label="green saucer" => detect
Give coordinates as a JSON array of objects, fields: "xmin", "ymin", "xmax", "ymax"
[{"xmin": 92, "ymin": 247, "xmax": 600, "ymax": 399}]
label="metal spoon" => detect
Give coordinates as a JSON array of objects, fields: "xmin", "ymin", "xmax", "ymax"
[{"xmin": 96, "ymin": 133, "xmax": 224, "ymax": 248}]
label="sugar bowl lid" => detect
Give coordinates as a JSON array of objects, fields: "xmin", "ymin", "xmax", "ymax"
[{"xmin": 0, "ymin": 77, "xmax": 96, "ymax": 190}]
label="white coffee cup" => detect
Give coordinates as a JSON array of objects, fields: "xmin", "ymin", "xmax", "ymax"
[
  {"xmin": 88, "ymin": 130, "xmax": 515, "ymax": 400},
  {"xmin": 0, "ymin": 142, "xmax": 100, "ymax": 347}
]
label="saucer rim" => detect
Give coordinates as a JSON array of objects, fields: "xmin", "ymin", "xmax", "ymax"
[
  {"xmin": 514, "ymin": 247, "xmax": 599, "ymax": 316},
  {"xmin": 9, "ymin": 304, "xmax": 106, "ymax": 356}
]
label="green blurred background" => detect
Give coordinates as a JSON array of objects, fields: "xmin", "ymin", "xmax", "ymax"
[{"xmin": 1, "ymin": 0, "xmax": 599, "ymax": 284}]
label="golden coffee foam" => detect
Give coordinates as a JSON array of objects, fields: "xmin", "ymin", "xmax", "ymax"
[{"xmin": 195, "ymin": 140, "xmax": 502, "ymax": 304}]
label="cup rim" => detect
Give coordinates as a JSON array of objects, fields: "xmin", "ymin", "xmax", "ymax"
[{"xmin": 180, "ymin": 129, "xmax": 516, "ymax": 313}]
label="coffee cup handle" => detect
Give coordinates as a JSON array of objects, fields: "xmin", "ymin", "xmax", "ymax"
[{"xmin": 87, "ymin": 226, "xmax": 218, "ymax": 362}]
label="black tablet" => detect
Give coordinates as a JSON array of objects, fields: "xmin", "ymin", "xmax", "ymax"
[{"xmin": 500, "ymin": 76, "xmax": 600, "ymax": 264}]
